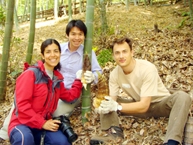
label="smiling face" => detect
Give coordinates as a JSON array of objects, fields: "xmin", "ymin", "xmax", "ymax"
[
  {"xmin": 113, "ymin": 42, "xmax": 134, "ymax": 68},
  {"xmin": 67, "ymin": 27, "xmax": 85, "ymax": 51},
  {"xmin": 41, "ymin": 43, "xmax": 61, "ymax": 71}
]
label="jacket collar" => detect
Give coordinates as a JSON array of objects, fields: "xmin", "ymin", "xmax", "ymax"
[{"xmin": 24, "ymin": 61, "xmax": 64, "ymax": 80}]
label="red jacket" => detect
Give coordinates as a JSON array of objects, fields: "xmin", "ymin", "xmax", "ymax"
[{"xmin": 8, "ymin": 61, "xmax": 82, "ymax": 135}]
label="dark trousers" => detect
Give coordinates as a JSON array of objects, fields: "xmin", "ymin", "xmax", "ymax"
[
  {"xmin": 100, "ymin": 91, "xmax": 192, "ymax": 144},
  {"xmin": 9, "ymin": 124, "xmax": 71, "ymax": 145}
]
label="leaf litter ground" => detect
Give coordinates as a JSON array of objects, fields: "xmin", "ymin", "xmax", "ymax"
[{"xmin": 0, "ymin": 2, "xmax": 193, "ymax": 145}]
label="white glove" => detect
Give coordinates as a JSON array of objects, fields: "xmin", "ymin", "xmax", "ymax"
[
  {"xmin": 94, "ymin": 107, "xmax": 103, "ymax": 114},
  {"xmin": 76, "ymin": 70, "xmax": 82, "ymax": 80},
  {"xmin": 84, "ymin": 71, "xmax": 95, "ymax": 83},
  {"xmin": 98, "ymin": 96, "xmax": 119, "ymax": 114}
]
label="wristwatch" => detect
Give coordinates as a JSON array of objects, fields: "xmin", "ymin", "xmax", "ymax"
[{"xmin": 117, "ymin": 104, "xmax": 122, "ymax": 111}]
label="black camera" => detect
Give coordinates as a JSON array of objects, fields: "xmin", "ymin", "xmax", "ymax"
[{"xmin": 53, "ymin": 115, "xmax": 78, "ymax": 143}]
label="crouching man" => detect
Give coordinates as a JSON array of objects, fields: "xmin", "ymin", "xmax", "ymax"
[{"xmin": 90, "ymin": 37, "xmax": 192, "ymax": 145}]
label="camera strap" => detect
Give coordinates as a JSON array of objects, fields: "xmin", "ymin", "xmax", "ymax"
[{"xmin": 40, "ymin": 130, "xmax": 46, "ymax": 145}]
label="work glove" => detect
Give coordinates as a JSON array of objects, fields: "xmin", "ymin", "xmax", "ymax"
[
  {"xmin": 84, "ymin": 71, "xmax": 95, "ymax": 83},
  {"xmin": 94, "ymin": 107, "xmax": 103, "ymax": 114},
  {"xmin": 97, "ymin": 96, "xmax": 119, "ymax": 114},
  {"xmin": 76, "ymin": 70, "xmax": 82, "ymax": 80}
]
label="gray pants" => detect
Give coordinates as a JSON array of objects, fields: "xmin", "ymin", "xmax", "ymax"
[
  {"xmin": 53, "ymin": 98, "xmax": 80, "ymax": 117},
  {"xmin": 100, "ymin": 91, "xmax": 192, "ymax": 144},
  {"xmin": 0, "ymin": 98, "xmax": 80, "ymax": 140},
  {"xmin": 0, "ymin": 104, "xmax": 15, "ymax": 140}
]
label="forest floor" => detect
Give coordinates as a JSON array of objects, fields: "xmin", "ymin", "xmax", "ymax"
[{"xmin": 0, "ymin": 1, "xmax": 193, "ymax": 145}]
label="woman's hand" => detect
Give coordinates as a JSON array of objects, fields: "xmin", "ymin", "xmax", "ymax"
[{"xmin": 42, "ymin": 119, "xmax": 61, "ymax": 132}]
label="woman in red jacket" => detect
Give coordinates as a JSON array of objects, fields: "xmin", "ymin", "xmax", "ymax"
[{"xmin": 8, "ymin": 39, "xmax": 83, "ymax": 145}]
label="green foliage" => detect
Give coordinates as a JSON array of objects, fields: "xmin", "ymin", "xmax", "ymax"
[
  {"xmin": 108, "ymin": 25, "xmax": 115, "ymax": 35},
  {"xmin": 178, "ymin": 19, "xmax": 185, "ymax": 28},
  {"xmin": 0, "ymin": 29, "xmax": 4, "ymax": 43},
  {"xmin": 0, "ymin": 6, "xmax": 6, "ymax": 26},
  {"xmin": 178, "ymin": 17, "xmax": 188, "ymax": 28},
  {"xmin": 10, "ymin": 70, "xmax": 21, "ymax": 79},
  {"xmin": 97, "ymin": 49, "xmax": 114, "ymax": 67},
  {"xmin": 92, "ymin": 46, "xmax": 98, "ymax": 52},
  {"xmin": 12, "ymin": 37, "xmax": 22, "ymax": 44},
  {"xmin": 181, "ymin": 11, "xmax": 190, "ymax": 17},
  {"xmin": 175, "ymin": 11, "xmax": 193, "ymax": 28},
  {"xmin": 94, "ymin": 24, "xmax": 115, "ymax": 36}
]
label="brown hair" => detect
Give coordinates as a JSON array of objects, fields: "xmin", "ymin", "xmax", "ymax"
[{"xmin": 111, "ymin": 37, "xmax": 133, "ymax": 51}]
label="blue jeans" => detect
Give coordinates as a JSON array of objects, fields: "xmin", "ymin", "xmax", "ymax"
[{"xmin": 10, "ymin": 125, "xmax": 71, "ymax": 145}]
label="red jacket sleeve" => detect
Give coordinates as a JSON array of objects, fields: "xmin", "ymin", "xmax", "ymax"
[
  {"xmin": 15, "ymin": 70, "xmax": 46, "ymax": 129},
  {"xmin": 60, "ymin": 79, "xmax": 83, "ymax": 102}
]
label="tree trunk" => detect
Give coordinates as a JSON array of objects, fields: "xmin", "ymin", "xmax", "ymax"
[
  {"xmin": 125, "ymin": 0, "xmax": 129, "ymax": 8},
  {"xmin": 54, "ymin": 0, "xmax": 59, "ymax": 19},
  {"xmin": 133, "ymin": 0, "xmax": 138, "ymax": 6},
  {"xmin": 14, "ymin": 7, "xmax": 19, "ymax": 31},
  {"xmin": 0, "ymin": 0, "xmax": 5, "ymax": 5},
  {"xmin": 22, "ymin": 0, "xmax": 29, "ymax": 22},
  {"xmin": 0, "ymin": 0, "xmax": 15, "ymax": 101},
  {"xmin": 14, "ymin": 0, "xmax": 19, "ymax": 30},
  {"xmin": 46, "ymin": 0, "xmax": 49, "ymax": 9},
  {"xmin": 73, "ymin": 0, "xmax": 76, "ymax": 15},
  {"xmin": 99, "ymin": 0, "xmax": 108, "ymax": 33},
  {"xmin": 68, "ymin": 0, "xmax": 72, "ymax": 21},
  {"xmin": 25, "ymin": 0, "xmax": 36, "ymax": 64},
  {"xmin": 39, "ymin": 0, "xmax": 44, "ymax": 18},
  {"xmin": 79, "ymin": 0, "xmax": 83, "ymax": 13},
  {"xmin": 81, "ymin": 0, "xmax": 95, "ymax": 124},
  {"xmin": 189, "ymin": 0, "xmax": 193, "ymax": 19}
]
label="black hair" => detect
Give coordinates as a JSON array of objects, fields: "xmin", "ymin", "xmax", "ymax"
[
  {"xmin": 40, "ymin": 39, "xmax": 61, "ymax": 70},
  {"xmin": 65, "ymin": 19, "xmax": 87, "ymax": 36},
  {"xmin": 111, "ymin": 37, "xmax": 133, "ymax": 51}
]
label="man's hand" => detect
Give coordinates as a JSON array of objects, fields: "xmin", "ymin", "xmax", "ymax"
[
  {"xmin": 96, "ymin": 96, "xmax": 119, "ymax": 114},
  {"xmin": 42, "ymin": 119, "xmax": 61, "ymax": 132},
  {"xmin": 84, "ymin": 71, "xmax": 95, "ymax": 83}
]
